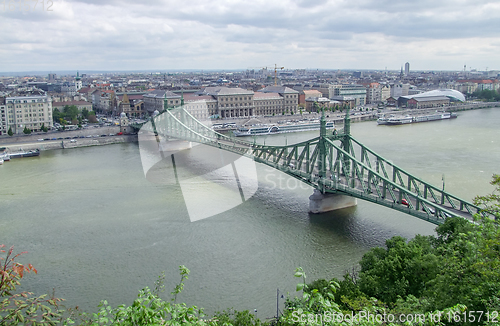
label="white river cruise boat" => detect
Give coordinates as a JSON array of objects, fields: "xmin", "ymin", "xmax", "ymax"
[{"xmin": 233, "ymin": 121, "xmax": 335, "ymax": 137}]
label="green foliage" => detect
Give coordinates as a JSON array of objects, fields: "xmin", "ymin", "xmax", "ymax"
[
  {"xmin": 63, "ymin": 105, "xmax": 79, "ymax": 121},
  {"xmin": 7, "ymin": 126, "xmax": 13, "ymax": 136},
  {"xmin": 334, "ymin": 272, "xmax": 367, "ymax": 310},
  {"xmin": 53, "ymin": 108, "xmax": 62, "ymax": 123},
  {"xmin": 81, "ymin": 109, "xmax": 89, "ymax": 119},
  {"xmin": 78, "ymin": 265, "xmax": 214, "ymax": 326},
  {"xmin": 280, "ymin": 267, "xmax": 466, "ymax": 326},
  {"xmin": 212, "ymin": 309, "xmax": 262, "ymax": 326},
  {"xmin": 0, "ymin": 245, "xmax": 64, "ymax": 325},
  {"xmin": 426, "ymin": 216, "xmax": 500, "ymax": 314},
  {"xmin": 473, "ymin": 89, "xmax": 500, "ymax": 102},
  {"xmin": 23, "ymin": 126, "xmax": 31, "ymax": 134},
  {"xmin": 284, "ymin": 267, "xmax": 340, "ymax": 317},
  {"xmin": 473, "ymin": 174, "xmax": 500, "ymax": 218},
  {"xmin": 358, "ymin": 235, "xmax": 439, "ymax": 304},
  {"xmin": 330, "ymin": 174, "xmax": 500, "ymax": 324},
  {"xmin": 41, "ymin": 124, "xmax": 49, "ymax": 132}
]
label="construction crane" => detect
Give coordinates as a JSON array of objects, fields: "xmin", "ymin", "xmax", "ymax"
[
  {"xmin": 272, "ymin": 64, "xmax": 284, "ymax": 86},
  {"xmin": 247, "ymin": 64, "xmax": 285, "ymax": 85}
]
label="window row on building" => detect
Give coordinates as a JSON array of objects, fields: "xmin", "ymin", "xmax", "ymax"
[
  {"xmin": 142, "ymin": 86, "xmax": 300, "ymax": 120},
  {"xmin": 0, "ymin": 95, "xmax": 54, "ymax": 135}
]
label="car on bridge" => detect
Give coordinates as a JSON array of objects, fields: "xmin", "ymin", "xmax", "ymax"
[{"xmin": 401, "ymin": 199, "xmax": 409, "ymax": 206}]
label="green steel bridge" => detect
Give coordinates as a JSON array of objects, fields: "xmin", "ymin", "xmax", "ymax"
[{"xmin": 130, "ymin": 105, "xmax": 484, "ymax": 225}]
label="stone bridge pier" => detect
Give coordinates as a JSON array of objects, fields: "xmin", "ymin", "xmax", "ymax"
[{"xmin": 309, "ymin": 189, "xmax": 357, "ymax": 213}]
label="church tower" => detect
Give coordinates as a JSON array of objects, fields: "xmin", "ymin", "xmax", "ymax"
[{"xmin": 75, "ymin": 71, "xmax": 82, "ymax": 91}]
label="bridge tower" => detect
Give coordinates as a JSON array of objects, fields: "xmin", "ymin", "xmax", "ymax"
[
  {"xmin": 342, "ymin": 107, "xmax": 352, "ymax": 183},
  {"xmin": 309, "ymin": 107, "xmax": 357, "ymax": 214},
  {"xmin": 318, "ymin": 109, "xmax": 327, "ymax": 180}
]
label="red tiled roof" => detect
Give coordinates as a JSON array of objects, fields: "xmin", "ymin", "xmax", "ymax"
[{"xmin": 77, "ymin": 87, "xmax": 92, "ymax": 93}]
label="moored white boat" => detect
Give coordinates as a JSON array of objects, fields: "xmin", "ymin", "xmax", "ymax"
[
  {"xmin": 386, "ymin": 115, "xmax": 413, "ymax": 125},
  {"xmin": 234, "ymin": 121, "xmax": 335, "ymax": 136},
  {"xmin": 413, "ymin": 111, "xmax": 456, "ymax": 123},
  {"xmin": 9, "ymin": 149, "xmax": 40, "ymax": 158},
  {"xmin": 381, "ymin": 111, "xmax": 457, "ymax": 125},
  {"xmin": 0, "ymin": 152, "xmax": 10, "ymax": 161}
]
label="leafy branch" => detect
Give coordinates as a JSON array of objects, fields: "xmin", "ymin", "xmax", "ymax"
[{"xmin": 1, "ymin": 245, "xmax": 64, "ymax": 325}]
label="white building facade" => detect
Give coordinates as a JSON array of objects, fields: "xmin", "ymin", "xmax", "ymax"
[{"xmin": 5, "ymin": 95, "xmax": 53, "ymax": 134}]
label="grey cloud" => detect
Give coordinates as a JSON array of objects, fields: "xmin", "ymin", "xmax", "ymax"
[{"xmin": 1, "ymin": 0, "xmax": 499, "ymax": 71}]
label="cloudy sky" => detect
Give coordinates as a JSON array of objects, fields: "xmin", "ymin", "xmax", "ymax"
[{"xmin": 1, "ymin": 0, "xmax": 499, "ymax": 73}]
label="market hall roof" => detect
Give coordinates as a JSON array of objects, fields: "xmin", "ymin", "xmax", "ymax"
[{"xmin": 400, "ymin": 89, "xmax": 465, "ymax": 102}]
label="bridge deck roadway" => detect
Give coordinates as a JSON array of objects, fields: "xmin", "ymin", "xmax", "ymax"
[
  {"xmin": 318, "ymin": 173, "xmax": 474, "ymax": 223},
  {"xmin": 190, "ymin": 136, "xmax": 476, "ymax": 224}
]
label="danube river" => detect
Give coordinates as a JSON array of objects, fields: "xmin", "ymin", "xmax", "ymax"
[{"xmin": 1, "ymin": 108, "xmax": 499, "ymax": 319}]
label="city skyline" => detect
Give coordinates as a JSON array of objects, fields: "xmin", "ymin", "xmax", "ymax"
[{"xmin": 1, "ymin": 0, "xmax": 499, "ymax": 73}]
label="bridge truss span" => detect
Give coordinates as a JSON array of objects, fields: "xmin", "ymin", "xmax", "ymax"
[{"xmin": 132, "ymin": 105, "xmax": 484, "ymax": 225}]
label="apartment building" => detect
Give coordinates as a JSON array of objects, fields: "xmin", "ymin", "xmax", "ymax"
[
  {"xmin": 381, "ymin": 84, "xmax": 391, "ymax": 102},
  {"xmin": 183, "ymin": 94, "xmax": 218, "ymax": 120},
  {"xmin": 203, "ymin": 87, "xmax": 255, "ymax": 118},
  {"xmin": 258, "ymin": 86, "xmax": 299, "ymax": 114},
  {"xmin": 5, "ymin": 95, "xmax": 53, "ymax": 134},
  {"xmin": 141, "ymin": 86, "xmax": 299, "ymax": 119},
  {"xmin": 365, "ymin": 83, "xmax": 382, "ymax": 104},
  {"xmin": 329, "ymin": 84, "xmax": 367, "ymax": 106},
  {"xmin": 143, "ymin": 89, "xmax": 182, "ymax": 114},
  {"xmin": 298, "ymin": 89, "xmax": 323, "ymax": 105},
  {"xmin": 0, "ymin": 97, "xmax": 6, "ymax": 135},
  {"xmin": 390, "ymin": 83, "xmax": 410, "ymax": 99},
  {"xmin": 253, "ymin": 92, "xmax": 283, "ymax": 116}
]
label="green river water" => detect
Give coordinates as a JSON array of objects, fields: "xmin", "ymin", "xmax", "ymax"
[{"xmin": 1, "ymin": 108, "xmax": 499, "ymax": 319}]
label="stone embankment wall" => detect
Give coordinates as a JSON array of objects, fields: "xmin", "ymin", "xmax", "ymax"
[
  {"xmin": 0, "ymin": 126, "xmax": 140, "ymax": 152},
  {"xmin": 0, "ymin": 126, "xmax": 121, "ymax": 144},
  {"xmin": 1, "ymin": 135, "xmax": 138, "ymax": 152}
]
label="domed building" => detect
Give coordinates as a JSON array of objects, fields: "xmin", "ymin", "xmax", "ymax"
[{"xmin": 398, "ymin": 89, "xmax": 466, "ymax": 109}]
